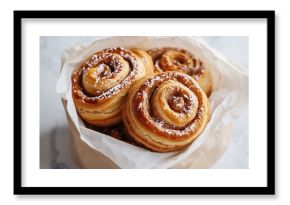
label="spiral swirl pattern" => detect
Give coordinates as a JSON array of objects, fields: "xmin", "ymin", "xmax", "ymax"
[
  {"xmin": 148, "ymin": 47, "xmax": 212, "ymax": 96},
  {"xmin": 122, "ymin": 71, "xmax": 210, "ymax": 152},
  {"xmin": 72, "ymin": 47, "xmax": 154, "ymax": 126}
]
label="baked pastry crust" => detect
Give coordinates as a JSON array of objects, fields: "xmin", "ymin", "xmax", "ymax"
[
  {"xmin": 122, "ymin": 71, "xmax": 211, "ymax": 152},
  {"xmin": 148, "ymin": 47, "xmax": 212, "ymax": 96},
  {"xmin": 72, "ymin": 47, "xmax": 154, "ymax": 127}
]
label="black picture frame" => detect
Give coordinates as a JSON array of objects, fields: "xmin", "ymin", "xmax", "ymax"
[{"xmin": 14, "ymin": 10, "xmax": 275, "ymax": 195}]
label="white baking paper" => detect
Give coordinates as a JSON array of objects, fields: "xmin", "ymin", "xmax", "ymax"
[{"xmin": 56, "ymin": 36, "xmax": 248, "ymax": 169}]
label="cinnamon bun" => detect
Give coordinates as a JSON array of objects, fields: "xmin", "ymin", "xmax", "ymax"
[
  {"xmin": 122, "ymin": 71, "xmax": 211, "ymax": 152},
  {"xmin": 72, "ymin": 47, "xmax": 154, "ymax": 127},
  {"xmin": 148, "ymin": 47, "xmax": 212, "ymax": 96}
]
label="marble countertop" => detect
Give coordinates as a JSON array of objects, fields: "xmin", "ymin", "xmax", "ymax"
[{"xmin": 40, "ymin": 36, "xmax": 248, "ymax": 169}]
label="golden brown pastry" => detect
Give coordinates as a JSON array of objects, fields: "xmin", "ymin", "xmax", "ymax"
[
  {"xmin": 147, "ymin": 47, "xmax": 212, "ymax": 96},
  {"xmin": 72, "ymin": 47, "xmax": 154, "ymax": 127},
  {"xmin": 122, "ymin": 71, "xmax": 211, "ymax": 152}
]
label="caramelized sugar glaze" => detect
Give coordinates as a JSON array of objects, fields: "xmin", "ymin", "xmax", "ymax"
[
  {"xmin": 123, "ymin": 72, "xmax": 211, "ymax": 152},
  {"xmin": 72, "ymin": 47, "xmax": 154, "ymax": 126},
  {"xmin": 148, "ymin": 47, "xmax": 212, "ymax": 96}
]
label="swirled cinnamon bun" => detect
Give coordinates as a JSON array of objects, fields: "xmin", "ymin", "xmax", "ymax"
[
  {"xmin": 147, "ymin": 47, "xmax": 212, "ymax": 96},
  {"xmin": 122, "ymin": 71, "xmax": 210, "ymax": 152},
  {"xmin": 72, "ymin": 47, "xmax": 154, "ymax": 127}
]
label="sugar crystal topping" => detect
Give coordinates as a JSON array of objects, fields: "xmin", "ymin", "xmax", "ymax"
[
  {"xmin": 72, "ymin": 47, "xmax": 141, "ymax": 103},
  {"xmin": 132, "ymin": 71, "xmax": 207, "ymax": 138}
]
